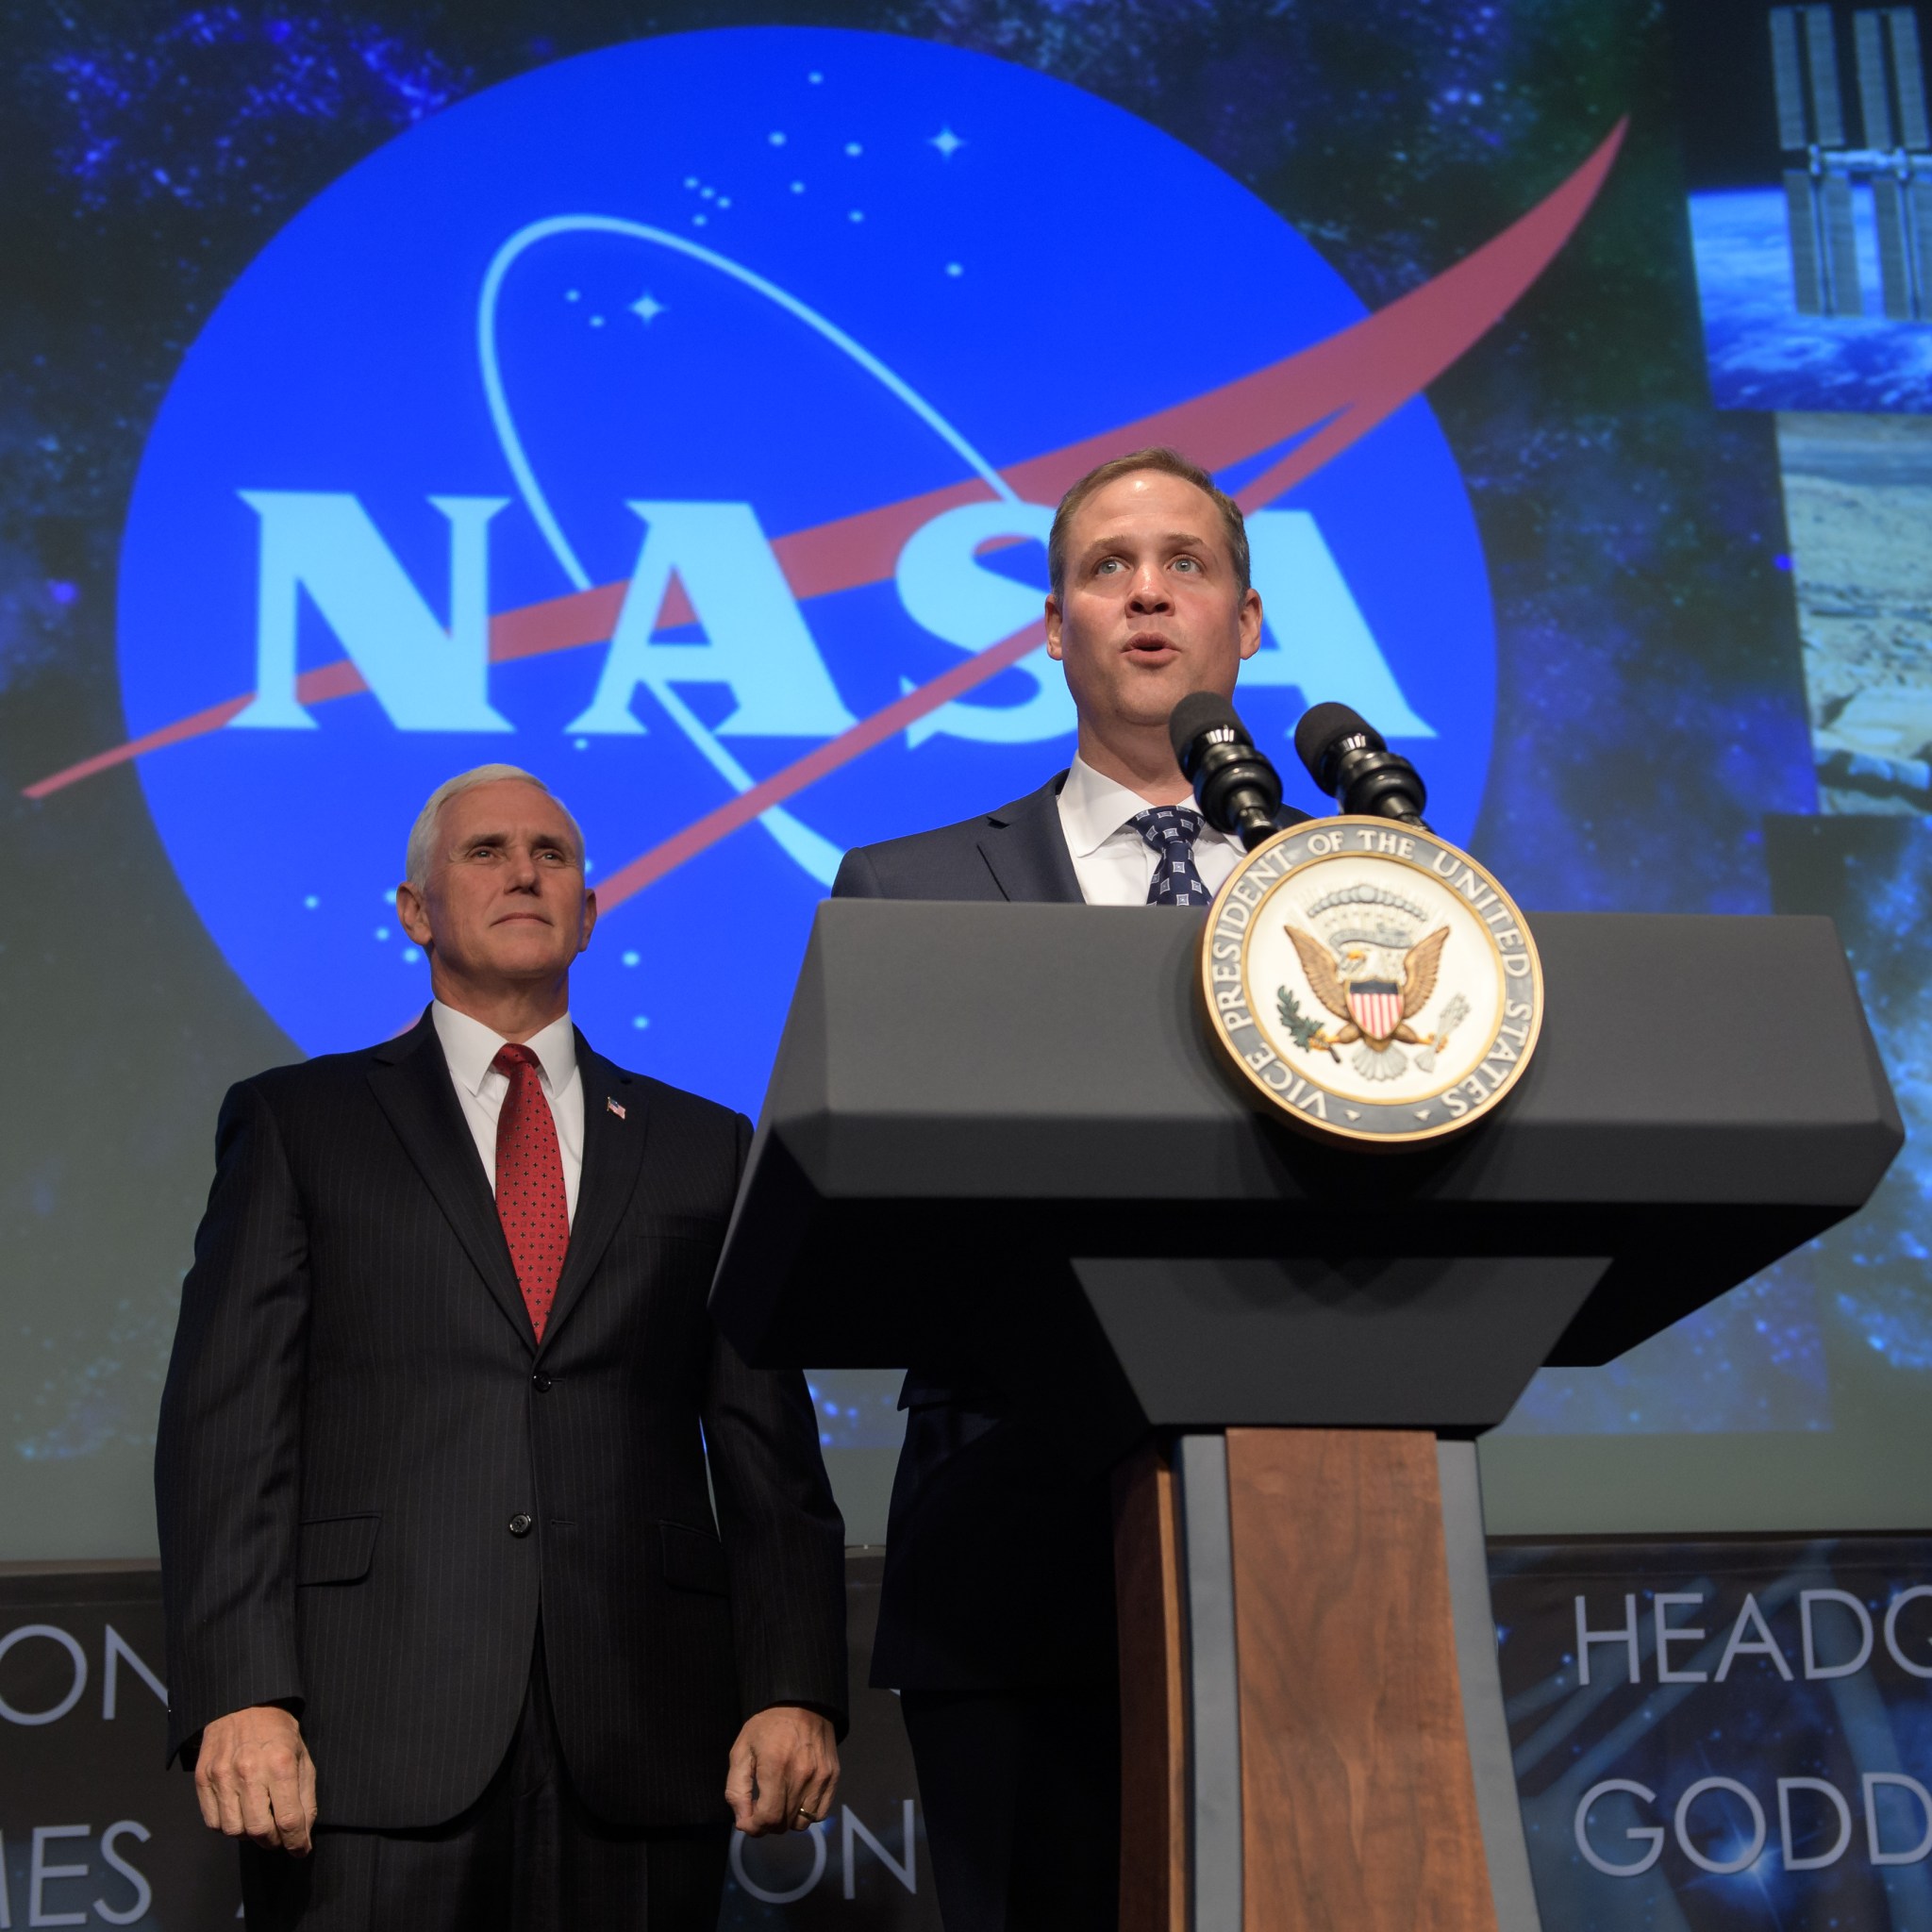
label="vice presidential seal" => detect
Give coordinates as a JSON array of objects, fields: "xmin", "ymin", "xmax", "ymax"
[{"xmin": 1201, "ymin": 816, "xmax": 1543, "ymax": 1143}]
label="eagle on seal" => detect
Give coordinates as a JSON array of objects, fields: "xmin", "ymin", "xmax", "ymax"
[{"xmin": 1287, "ymin": 923, "xmax": 1450, "ymax": 1054}]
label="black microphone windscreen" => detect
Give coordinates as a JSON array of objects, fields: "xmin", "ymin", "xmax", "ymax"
[
  {"xmin": 1168, "ymin": 690, "xmax": 1243, "ymax": 764},
  {"xmin": 1293, "ymin": 701, "xmax": 1381, "ymax": 782}
]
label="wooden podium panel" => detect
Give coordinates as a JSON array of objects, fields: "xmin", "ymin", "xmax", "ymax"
[
  {"xmin": 1118, "ymin": 1431, "xmax": 1500, "ymax": 1932},
  {"xmin": 1114, "ymin": 1448, "xmax": 1188, "ymax": 1932},
  {"xmin": 1227, "ymin": 1429, "xmax": 1494, "ymax": 1932}
]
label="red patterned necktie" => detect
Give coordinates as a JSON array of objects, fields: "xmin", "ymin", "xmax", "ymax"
[{"xmin": 491, "ymin": 1043, "xmax": 569, "ymax": 1341}]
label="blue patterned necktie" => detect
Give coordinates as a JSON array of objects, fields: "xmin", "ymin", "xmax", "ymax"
[{"xmin": 1130, "ymin": 805, "xmax": 1210, "ymax": 908}]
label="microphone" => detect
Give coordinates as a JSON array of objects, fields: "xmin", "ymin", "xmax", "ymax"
[
  {"xmin": 1292, "ymin": 702, "xmax": 1429, "ymax": 826},
  {"xmin": 1168, "ymin": 691, "xmax": 1284, "ymax": 852}
]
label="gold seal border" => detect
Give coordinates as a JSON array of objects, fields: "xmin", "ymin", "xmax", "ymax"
[{"xmin": 1198, "ymin": 815, "xmax": 1546, "ymax": 1146}]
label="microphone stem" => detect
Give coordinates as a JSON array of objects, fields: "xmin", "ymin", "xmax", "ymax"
[{"xmin": 1234, "ymin": 805, "xmax": 1279, "ymax": 852}]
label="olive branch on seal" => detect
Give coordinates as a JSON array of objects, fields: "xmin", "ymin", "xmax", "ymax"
[{"xmin": 1276, "ymin": 986, "xmax": 1327, "ymax": 1054}]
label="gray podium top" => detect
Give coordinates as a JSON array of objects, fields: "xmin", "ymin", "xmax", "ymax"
[{"xmin": 711, "ymin": 902, "xmax": 1899, "ymax": 1390}]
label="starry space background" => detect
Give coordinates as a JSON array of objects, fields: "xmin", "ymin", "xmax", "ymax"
[{"xmin": 0, "ymin": 0, "xmax": 1924, "ymax": 1582}]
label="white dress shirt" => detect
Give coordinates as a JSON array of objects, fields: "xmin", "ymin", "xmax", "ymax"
[
  {"xmin": 431, "ymin": 1002, "xmax": 586, "ymax": 1225},
  {"xmin": 1055, "ymin": 754, "xmax": 1243, "ymax": 906}
]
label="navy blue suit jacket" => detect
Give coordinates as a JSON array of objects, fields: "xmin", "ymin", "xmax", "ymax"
[
  {"xmin": 831, "ymin": 771, "xmax": 1087, "ymax": 908},
  {"xmin": 832, "ymin": 772, "xmax": 1307, "ymax": 1690}
]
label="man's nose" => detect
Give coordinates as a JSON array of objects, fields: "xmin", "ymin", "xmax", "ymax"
[
  {"xmin": 505, "ymin": 848, "xmax": 541, "ymax": 889},
  {"xmin": 1127, "ymin": 564, "xmax": 1171, "ymax": 609}
]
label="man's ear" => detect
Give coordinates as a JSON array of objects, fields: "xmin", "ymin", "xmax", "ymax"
[
  {"xmin": 1044, "ymin": 593, "xmax": 1064, "ymax": 662},
  {"xmin": 396, "ymin": 882, "xmax": 433, "ymax": 949},
  {"xmin": 577, "ymin": 890, "xmax": 599, "ymax": 955},
  {"xmin": 1238, "ymin": 587, "xmax": 1263, "ymax": 660}
]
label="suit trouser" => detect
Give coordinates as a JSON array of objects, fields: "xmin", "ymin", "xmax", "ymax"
[
  {"xmin": 240, "ymin": 1632, "xmax": 728, "ymax": 1932},
  {"xmin": 900, "ymin": 1683, "xmax": 1121, "ymax": 1932}
]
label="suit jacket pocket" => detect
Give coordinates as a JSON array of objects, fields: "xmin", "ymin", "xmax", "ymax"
[
  {"xmin": 659, "ymin": 1521, "xmax": 729, "ymax": 1596},
  {"xmin": 296, "ymin": 1514, "xmax": 380, "ymax": 1586}
]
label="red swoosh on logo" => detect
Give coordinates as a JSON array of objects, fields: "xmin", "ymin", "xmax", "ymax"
[{"xmin": 25, "ymin": 118, "xmax": 1625, "ymax": 896}]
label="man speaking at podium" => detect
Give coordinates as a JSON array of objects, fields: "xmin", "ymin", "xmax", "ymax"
[
  {"xmin": 834, "ymin": 449, "xmax": 1308, "ymax": 1929},
  {"xmin": 156, "ymin": 765, "xmax": 846, "ymax": 1931}
]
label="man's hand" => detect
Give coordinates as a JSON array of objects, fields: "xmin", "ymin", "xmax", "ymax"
[
  {"xmin": 724, "ymin": 1705, "xmax": 839, "ymax": 1837},
  {"xmin": 194, "ymin": 1706, "xmax": 318, "ymax": 1856}
]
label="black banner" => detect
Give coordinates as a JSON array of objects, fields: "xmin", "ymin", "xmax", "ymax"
[
  {"xmin": 0, "ymin": 1555, "xmax": 936, "ymax": 1928},
  {"xmin": 1492, "ymin": 1534, "xmax": 1932, "ymax": 1929},
  {"xmin": 0, "ymin": 1566, "xmax": 231, "ymax": 1925},
  {"xmin": 15, "ymin": 1538, "xmax": 1930, "ymax": 1926}
]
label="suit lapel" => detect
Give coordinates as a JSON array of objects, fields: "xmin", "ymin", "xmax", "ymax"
[
  {"xmin": 539, "ymin": 1037, "xmax": 648, "ymax": 1355},
  {"xmin": 367, "ymin": 1012, "xmax": 534, "ymax": 1351},
  {"xmin": 976, "ymin": 774, "xmax": 1084, "ymax": 905}
]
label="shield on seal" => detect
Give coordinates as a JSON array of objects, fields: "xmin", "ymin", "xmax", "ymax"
[{"xmin": 1346, "ymin": 979, "xmax": 1403, "ymax": 1042}]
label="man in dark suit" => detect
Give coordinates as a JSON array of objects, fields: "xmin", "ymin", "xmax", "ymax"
[
  {"xmin": 156, "ymin": 764, "xmax": 846, "ymax": 1930},
  {"xmin": 834, "ymin": 447, "xmax": 1309, "ymax": 1931}
]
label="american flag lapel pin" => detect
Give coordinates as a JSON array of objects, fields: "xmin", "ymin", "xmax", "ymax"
[{"xmin": 606, "ymin": 1095, "xmax": 626, "ymax": 1120}]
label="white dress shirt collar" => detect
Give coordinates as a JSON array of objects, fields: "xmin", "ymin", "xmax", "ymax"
[
  {"xmin": 431, "ymin": 1001, "xmax": 578, "ymax": 1097},
  {"xmin": 1056, "ymin": 752, "xmax": 1243, "ymax": 908},
  {"xmin": 1059, "ymin": 755, "xmax": 1155, "ymax": 858},
  {"xmin": 1058, "ymin": 753, "xmax": 1232, "ymax": 856},
  {"xmin": 431, "ymin": 1001, "xmax": 586, "ymax": 1223}
]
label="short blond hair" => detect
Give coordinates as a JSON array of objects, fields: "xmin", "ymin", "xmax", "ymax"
[
  {"xmin": 1046, "ymin": 446, "xmax": 1249, "ymax": 601},
  {"xmin": 405, "ymin": 765, "xmax": 585, "ymax": 891}
]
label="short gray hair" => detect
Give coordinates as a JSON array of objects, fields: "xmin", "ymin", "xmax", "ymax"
[{"xmin": 404, "ymin": 765, "xmax": 586, "ymax": 891}]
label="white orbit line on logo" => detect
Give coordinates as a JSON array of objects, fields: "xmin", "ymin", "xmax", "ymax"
[{"xmin": 478, "ymin": 214, "xmax": 1022, "ymax": 887}]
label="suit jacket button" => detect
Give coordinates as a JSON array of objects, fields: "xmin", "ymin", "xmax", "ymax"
[
  {"xmin": 508, "ymin": 1513, "xmax": 533, "ymax": 1538},
  {"xmin": 531, "ymin": 1373, "xmax": 552, "ymax": 1393}
]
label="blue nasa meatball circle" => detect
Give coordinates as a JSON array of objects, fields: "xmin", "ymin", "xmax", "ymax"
[{"xmin": 118, "ymin": 26, "xmax": 1494, "ymax": 1101}]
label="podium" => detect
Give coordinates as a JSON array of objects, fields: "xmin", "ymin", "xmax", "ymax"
[{"xmin": 710, "ymin": 901, "xmax": 1900, "ymax": 1932}]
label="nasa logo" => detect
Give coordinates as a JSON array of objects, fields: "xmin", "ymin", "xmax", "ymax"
[{"xmin": 90, "ymin": 28, "xmax": 1613, "ymax": 1107}]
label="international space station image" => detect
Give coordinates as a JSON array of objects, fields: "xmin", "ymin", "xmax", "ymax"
[{"xmin": 1774, "ymin": 5, "xmax": 1932, "ymax": 318}]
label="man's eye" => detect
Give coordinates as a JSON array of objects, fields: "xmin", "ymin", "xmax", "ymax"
[
  {"xmin": 1096, "ymin": 558, "xmax": 1124, "ymax": 575},
  {"xmin": 1173, "ymin": 557, "xmax": 1201, "ymax": 573}
]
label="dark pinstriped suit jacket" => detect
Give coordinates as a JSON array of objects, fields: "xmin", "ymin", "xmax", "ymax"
[
  {"xmin": 154, "ymin": 1011, "xmax": 845, "ymax": 1832},
  {"xmin": 834, "ymin": 773, "xmax": 1308, "ymax": 1695}
]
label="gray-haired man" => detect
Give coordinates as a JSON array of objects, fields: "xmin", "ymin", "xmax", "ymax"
[{"xmin": 157, "ymin": 764, "xmax": 847, "ymax": 1931}]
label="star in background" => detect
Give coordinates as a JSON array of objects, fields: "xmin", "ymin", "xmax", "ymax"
[
  {"xmin": 929, "ymin": 126, "xmax": 965, "ymax": 158},
  {"xmin": 630, "ymin": 292, "xmax": 667, "ymax": 324}
]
